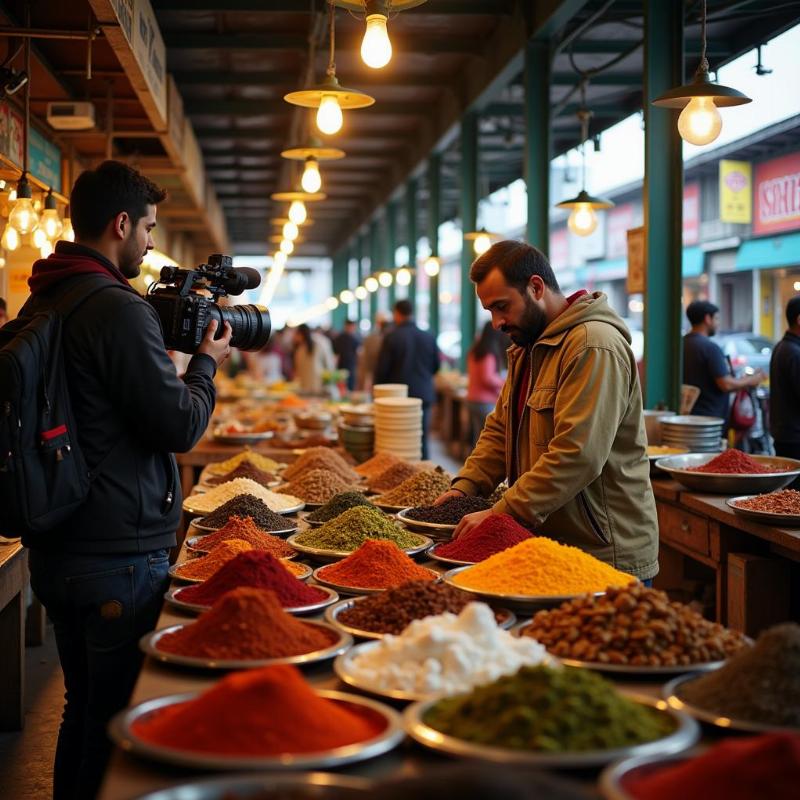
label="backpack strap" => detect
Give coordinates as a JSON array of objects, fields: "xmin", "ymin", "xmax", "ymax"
[{"xmin": 52, "ymin": 275, "xmax": 130, "ymax": 322}]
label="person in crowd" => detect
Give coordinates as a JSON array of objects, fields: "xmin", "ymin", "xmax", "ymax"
[
  {"xmin": 375, "ymin": 299, "xmax": 440, "ymax": 459},
  {"xmin": 20, "ymin": 161, "xmax": 231, "ymax": 799},
  {"xmin": 293, "ymin": 322, "xmax": 336, "ymax": 393},
  {"xmin": 683, "ymin": 300, "xmax": 764, "ymax": 420},
  {"xmin": 435, "ymin": 240, "xmax": 658, "ymax": 582},
  {"xmin": 243, "ymin": 339, "xmax": 284, "ymax": 384},
  {"xmin": 770, "ymin": 296, "xmax": 800, "ymax": 485},
  {"xmin": 333, "ymin": 318, "xmax": 362, "ymax": 391},
  {"xmin": 0, "ymin": 296, "xmax": 8, "ymax": 326},
  {"xmin": 466, "ymin": 321, "xmax": 508, "ymax": 447},
  {"xmin": 357, "ymin": 311, "xmax": 389, "ymax": 391}
]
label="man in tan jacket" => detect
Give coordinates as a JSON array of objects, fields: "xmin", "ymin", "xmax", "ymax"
[{"xmin": 438, "ymin": 240, "xmax": 658, "ymax": 580}]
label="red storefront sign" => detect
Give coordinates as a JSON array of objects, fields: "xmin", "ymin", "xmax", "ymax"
[
  {"xmin": 754, "ymin": 152, "xmax": 800, "ymax": 235},
  {"xmin": 683, "ymin": 182, "xmax": 700, "ymax": 245}
]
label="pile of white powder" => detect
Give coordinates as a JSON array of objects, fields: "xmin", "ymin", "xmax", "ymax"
[{"xmin": 187, "ymin": 478, "xmax": 302, "ymax": 514}]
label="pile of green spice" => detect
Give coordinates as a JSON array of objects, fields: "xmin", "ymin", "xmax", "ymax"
[
  {"xmin": 199, "ymin": 494, "xmax": 297, "ymax": 533},
  {"xmin": 306, "ymin": 491, "xmax": 377, "ymax": 523},
  {"xmin": 294, "ymin": 505, "xmax": 425, "ymax": 551},
  {"xmin": 424, "ymin": 665, "xmax": 675, "ymax": 752}
]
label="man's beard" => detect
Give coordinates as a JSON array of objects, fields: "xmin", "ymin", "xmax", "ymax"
[
  {"xmin": 118, "ymin": 233, "xmax": 144, "ymax": 279},
  {"xmin": 502, "ymin": 294, "xmax": 548, "ymax": 347}
]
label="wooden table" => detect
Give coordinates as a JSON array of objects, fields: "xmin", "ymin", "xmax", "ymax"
[{"xmin": 0, "ymin": 542, "xmax": 27, "ymax": 731}]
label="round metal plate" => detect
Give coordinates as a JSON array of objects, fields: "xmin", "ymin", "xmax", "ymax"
[
  {"xmin": 395, "ymin": 508, "xmax": 458, "ymax": 534},
  {"xmin": 185, "ymin": 536, "xmax": 297, "ymax": 558},
  {"xmin": 726, "ymin": 494, "xmax": 800, "ymax": 526},
  {"xmin": 599, "ymin": 753, "xmax": 690, "ymax": 800},
  {"xmin": 372, "ymin": 501, "xmax": 415, "ymax": 513},
  {"xmin": 426, "ymin": 543, "xmax": 478, "ymax": 567},
  {"xmin": 313, "ymin": 565, "xmax": 440, "ymax": 596},
  {"xmin": 212, "ymin": 429, "xmax": 275, "ymax": 446},
  {"xmin": 108, "ymin": 690, "xmax": 404, "ymax": 771},
  {"xmin": 287, "ymin": 532, "xmax": 432, "ymax": 563},
  {"xmin": 404, "ymin": 693, "xmax": 699, "ymax": 767},
  {"xmin": 168, "ymin": 560, "xmax": 312, "ymax": 584},
  {"xmin": 270, "ymin": 190, "xmax": 327, "ymax": 202},
  {"xmin": 281, "ymin": 145, "xmax": 346, "ymax": 161},
  {"xmin": 182, "ymin": 497, "xmax": 305, "ymax": 517},
  {"xmin": 164, "ymin": 584, "xmax": 340, "ymax": 617}
]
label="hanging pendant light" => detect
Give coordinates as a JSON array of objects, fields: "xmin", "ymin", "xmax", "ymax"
[
  {"xmin": 281, "ymin": 137, "xmax": 345, "ymax": 196},
  {"xmin": 280, "ymin": 238, "xmax": 295, "ymax": 255},
  {"xmin": 284, "ymin": 2, "xmax": 375, "ymax": 136},
  {"xmin": 282, "ymin": 221, "xmax": 300, "ymax": 241},
  {"xmin": 556, "ymin": 94, "xmax": 614, "ymax": 237},
  {"xmin": 41, "ymin": 188, "xmax": 63, "ymax": 241},
  {"xmin": 652, "ymin": 0, "xmax": 750, "ymax": 146},
  {"xmin": 300, "ymin": 156, "xmax": 323, "ymax": 193},
  {"xmin": 32, "ymin": 227, "xmax": 49, "ymax": 249},
  {"xmin": 289, "ymin": 200, "xmax": 308, "ymax": 225},
  {"xmin": 60, "ymin": 214, "xmax": 75, "ymax": 242},
  {"xmin": 1, "ymin": 223, "xmax": 20, "ymax": 251},
  {"xmin": 464, "ymin": 227, "xmax": 499, "ymax": 256},
  {"xmin": 9, "ymin": 172, "xmax": 39, "ymax": 235},
  {"xmin": 423, "ymin": 256, "xmax": 440, "ymax": 277}
]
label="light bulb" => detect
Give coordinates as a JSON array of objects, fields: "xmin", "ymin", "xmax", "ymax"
[
  {"xmin": 61, "ymin": 217, "xmax": 75, "ymax": 242},
  {"xmin": 9, "ymin": 197, "xmax": 39, "ymax": 235},
  {"xmin": 41, "ymin": 209, "xmax": 63, "ymax": 241},
  {"xmin": 378, "ymin": 271, "xmax": 393, "ymax": 287},
  {"xmin": 301, "ymin": 158, "xmax": 322, "ymax": 193},
  {"xmin": 361, "ymin": 13, "xmax": 392, "ymax": 69},
  {"xmin": 33, "ymin": 227, "xmax": 48, "ymax": 248},
  {"xmin": 280, "ymin": 238, "xmax": 294, "ymax": 255},
  {"xmin": 317, "ymin": 94, "xmax": 343, "ymax": 135},
  {"xmin": 0, "ymin": 256, "xmax": 5, "ymax": 268},
  {"xmin": 340, "ymin": 289, "xmax": 355, "ymax": 304},
  {"xmin": 354, "ymin": 286, "xmax": 368, "ymax": 300},
  {"xmin": 282, "ymin": 221, "xmax": 299, "ymax": 241},
  {"xmin": 473, "ymin": 233, "xmax": 491, "ymax": 255},
  {"xmin": 288, "ymin": 200, "xmax": 307, "ymax": 225},
  {"xmin": 273, "ymin": 251, "xmax": 287, "ymax": 267},
  {"xmin": 423, "ymin": 256, "xmax": 440, "ymax": 277},
  {"xmin": 1, "ymin": 224, "xmax": 20, "ymax": 251},
  {"xmin": 325, "ymin": 297, "xmax": 339, "ymax": 311},
  {"xmin": 677, "ymin": 96, "xmax": 723, "ymax": 146},
  {"xmin": 567, "ymin": 203, "xmax": 598, "ymax": 236},
  {"xmin": 365, "ymin": 276, "xmax": 379, "ymax": 292},
  {"xmin": 39, "ymin": 240, "xmax": 54, "ymax": 258},
  {"xmin": 396, "ymin": 268, "xmax": 411, "ymax": 286},
  {"xmin": 7, "ymin": 189, "xmax": 16, "ymax": 202}
]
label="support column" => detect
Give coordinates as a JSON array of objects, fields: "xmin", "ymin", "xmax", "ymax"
[
  {"xmin": 405, "ymin": 177, "xmax": 418, "ymax": 312},
  {"xmin": 427, "ymin": 153, "xmax": 441, "ymax": 339},
  {"xmin": 369, "ymin": 219, "xmax": 380, "ymax": 324},
  {"xmin": 331, "ymin": 251, "xmax": 348, "ymax": 329},
  {"xmin": 524, "ymin": 39, "xmax": 551, "ymax": 252},
  {"xmin": 386, "ymin": 201, "xmax": 397, "ymax": 307},
  {"xmin": 644, "ymin": 0, "xmax": 683, "ymax": 412},
  {"xmin": 357, "ymin": 233, "xmax": 367, "ymax": 326},
  {"xmin": 460, "ymin": 111, "xmax": 479, "ymax": 372}
]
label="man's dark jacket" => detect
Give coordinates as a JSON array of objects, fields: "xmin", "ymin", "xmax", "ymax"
[
  {"xmin": 20, "ymin": 242, "xmax": 217, "ymax": 554},
  {"xmin": 770, "ymin": 330, "xmax": 800, "ymax": 443},
  {"xmin": 374, "ymin": 320, "xmax": 439, "ymax": 403}
]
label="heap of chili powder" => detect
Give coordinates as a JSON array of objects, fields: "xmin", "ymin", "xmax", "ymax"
[
  {"xmin": 191, "ymin": 516, "xmax": 294, "ymax": 559},
  {"xmin": 132, "ymin": 664, "xmax": 384, "ymax": 755},
  {"xmin": 689, "ymin": 449, "xmax": 779, "ymax": 474},
  {"xmin": 177, "ymin": 551, "xmax": 327, "ymax": 608},
  {"xmin": 436, "ymin": 513, "xmax": 532, "ymax": 562}
]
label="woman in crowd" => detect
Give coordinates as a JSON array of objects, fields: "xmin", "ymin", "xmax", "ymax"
[
  {"xmin": 293, "ymin": 323, "xmax": 335, "ymax": 393},
  {"xmin": 466, "ymin": 321, "xmax": 508, "ymax": 446}
]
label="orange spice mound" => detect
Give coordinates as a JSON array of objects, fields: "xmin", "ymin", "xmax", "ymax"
[
  {"xmin": 156, "ymin": 588, "xmax": 337, "ymax": 659},
  {"xmin": 317, "ymin": 539, "xmax": 436, "ymax": 590},
  {"xmin": 354, "ymin": 451, "xmax": 404, "ymax": 478},
  {"xmin": 192, "ymin": 516, "xmax": 294, "ymax": 559},
  {"xmin": 173, "ymin": 539, "xmax": 254, "ymax": 581},
  {"xmin": 132, "ymin": 664, "xmax": 385, "ymax": 755}
]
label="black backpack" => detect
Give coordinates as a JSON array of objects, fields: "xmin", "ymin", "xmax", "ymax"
[{"xmin": 0, "ymin": 278, "xmax": 116, "ymax": 535}]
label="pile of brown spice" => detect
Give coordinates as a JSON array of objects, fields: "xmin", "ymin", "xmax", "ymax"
[
  {"xmin": 191, "ymin": 516, "xmax": 295, "ymax": 559},
  {"xmin": 374, "ymin": 468, "xmax": 452, "ymax": 507},
  {"xmin": 354, "ymin": 451, "xmax": 404, "ymax": 479},
  {"xmin": 283, "ymin": 447, "xmax": 359, "ymax": 483},
  {"xmin": 732, "ymin": 489, "xmax": 800, "ymax": 515},
  {"xmin": 369, "ymin": 461, "xmax": 422, "ymax": 492},
  {"xmin": 277, "ymin": 469, "xmax": 359, "ymax": 504},
  {"xmin": 206, "ymin": 462, "xmax": 278, "ymax": 487}
]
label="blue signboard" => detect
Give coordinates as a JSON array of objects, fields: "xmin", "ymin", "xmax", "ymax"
[{"xmin": 28, "ymin": 127, "xmax": 61, "ymax": 189}]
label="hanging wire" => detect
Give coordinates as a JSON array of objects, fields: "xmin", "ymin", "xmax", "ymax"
[
  {"xmin": 22, "ymin": 3, "xmax": 31, "ymax": 174},
  {"xmin": 326, "ymin": 0, "xmax": 336, "ymax": 78},
  {"xmin": 698, "ymin": 0, "xmax": 709, "ymax": 75}
]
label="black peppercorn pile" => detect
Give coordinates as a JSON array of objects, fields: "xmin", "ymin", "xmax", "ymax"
[
  {"xmin": 200, "ymin": 494, "xmax": 296, "ymax": 532},
  {"xmin": 405, "ymin": 495, "xmax": 491, "ymax": 524}
]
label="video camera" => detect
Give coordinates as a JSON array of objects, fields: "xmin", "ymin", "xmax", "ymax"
[{"xmin": 146, "ymin": 254, "xmax": 271, "ymax": 354}]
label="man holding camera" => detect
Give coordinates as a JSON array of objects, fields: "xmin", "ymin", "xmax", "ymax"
[{"xmin": 22, "ymin": 161, "xmax": 232, "ymax": 800}]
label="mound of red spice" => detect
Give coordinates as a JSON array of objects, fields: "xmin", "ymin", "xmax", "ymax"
[
  {"xmin": 436, "ymin": 513, "xmax": 532, "ymax": 562},
  {"xmin": 132, "ymin": 664, "xmax": 385, "ymax": 755},
  {"xmin": 157, "ymin": 588, "xmax": 337, "ymax": 659},
  {"xmin": 624, "ymin": 733, "xmax": 800, "ymax": 800},
  {"xmin": 690, "ymin": 449, "xmax": 775, "ymax": 474},
  {"xmin": 191, "ymin": 516, "xmax": 294, "ymax": 559},
  {"xmin": 317, "ymin": 539, "xmax": 436, "ymax": 590},
  {"xmin": 177, "ymin": 551, "xmax": 327, "ymax": 608}
]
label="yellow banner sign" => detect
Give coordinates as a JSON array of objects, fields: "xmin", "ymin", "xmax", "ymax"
[{"xmin": 720, "ymin": 160, "xmax": 752, "ymax": 224}]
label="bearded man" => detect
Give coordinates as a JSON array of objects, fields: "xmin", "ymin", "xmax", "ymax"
[{"xmin": 435, "ymin": 240, "xmax": 658, "ymax": 582}]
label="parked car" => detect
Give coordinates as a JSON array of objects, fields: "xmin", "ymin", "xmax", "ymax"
[{"xmin": 715, "ymin": 332, "xmax": 773, "ymax": 376}]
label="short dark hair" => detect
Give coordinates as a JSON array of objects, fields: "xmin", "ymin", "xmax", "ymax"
[
  {"xmin": 469, "ymin": 240, "xmax": 560, "ymax": 293},
  {"xmin": 70, "ymin": 160, "xmax": 167, "ymax": 240},
  {"xmin": 787, "ymin": 296, "xmax": 800, "ymax": 327},
  {"xmin": 686, "ymin": 300, "xmax": 719, "ymax": 326},
  {"xmin": 394, "ymin": 299, "xmax": 413, "ymax": 317}
]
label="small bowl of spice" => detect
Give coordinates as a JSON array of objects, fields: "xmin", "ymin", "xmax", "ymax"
[{"xmin": 727, "ymin": 489, "xmax": 800, "ymax": 526}]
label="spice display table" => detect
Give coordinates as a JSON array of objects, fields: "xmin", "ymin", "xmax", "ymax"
[{"xmin": 0, "ymin": 542, "xmax": 27, "ymax": 731}]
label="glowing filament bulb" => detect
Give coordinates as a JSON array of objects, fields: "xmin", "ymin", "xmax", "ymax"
[
  {"xmin": 677, "ymin": 96, "xmax": 723, "ymax": 146},
  {"xmin": 61, "ymin": 217, "xmax": 75, "ymax": 242},
  {"xmin": 280, "ymin": 238, "xmax": 294, "ymax": 255},
  {"xmin": 567, "ymin": 203, "xmax": 598, "ymax": 237},
  {"xmin": 301, "ymin": 158, "xmax": 322, "ymax": 193},
  {"xmin": 288, "ymin": 200, "xmax": 307, "ymax": 225},
  {"xmin": 423, "ymin": 256, "xmax": 440, "ymax": 277},
  {"xmin": 9, "ymin": 196, "xmax": 38, "ymax": 235},
  {"xmin": 1, "ymin": 224, "xmax": 20, "ymax": 251},
  {"xmin": 473, "ymin": 233, "xmax": 491, "ymax": 255},
  {"xmin": 361, "ymin": 14, "xmax": 392, "ymax": 69},
  {"xmin": 282, "ymin": 221, "xmax": 299, "ymax": 241},
  {"xmin": 317, "ymin": 94, "xmax": 343, "ymax": 135}
]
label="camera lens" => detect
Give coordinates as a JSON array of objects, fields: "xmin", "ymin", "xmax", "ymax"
[{"xmin": 208, "ymin": 303, "xmax": 271, "ymax": 350}]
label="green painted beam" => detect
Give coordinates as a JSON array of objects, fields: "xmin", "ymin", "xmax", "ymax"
[
  {"xmin": 332, "ymin": 252, "xmax": 348, "ymax": 329},
  {"xmin": 524, "ymin": 39, "xmax": 551, "ymax": 253},
  {"xmin": 460, "ymin": 112, "xmax": 479, "ymax": 373},
  {"xmin": 427, "ymin": 154, "xmax": 441, "ymax": 340},
  {"xmin": 643, "ymin": 0, "xmax": 683, "ymax": 413},
  {"xmin": 405, "ymin": 177, "xmax": 418, "ymax": 313},
  {"xmin": 386, "ymin": 202, "xmax": 397, "ymax": 308}
]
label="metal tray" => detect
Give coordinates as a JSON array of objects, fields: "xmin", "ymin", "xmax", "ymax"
[
  {"xmin": 168, "ymin": 560, "xmax": 312, "ymax": 584},
  {"xmin": 182, "ymin": 496, "xmax": 305, "ymax": 517},
  {"xmin": 403, "ymin": 693, "xmax": 699, "ymax": 768},
  {"xmin": 325, "ymin": 597, "xmax": 515, "ymax": 640},
  {"xmin": 190, "ymin": 517, "xmax": 298, "ymax": 536},
  {"xmin": 395, "ymin": 508, "xmax": 458, "ymax": 534},
  {"xmin": 599, "ymin": 753, "xmax": 691, "ymax": 800},
  {"xmin": 286, "ymin": 532, "xmax": 432, "ymax": 564},
  {"xmin": 427, "ymin": 543, "xmax": 476, "ymax": 567},
  {"xmin": 139, "ymin": 622, "xmax": 352, "ymax": 670},
  {"xmin": 298, "ymin": 511, "xmax": 328, "ymax": 527},
  {"xmin": 164, "ymin": 584, "xmax": 340, "ymax": 617},
  {"xmin": 663, "ymin": 673, "xmax": 800, "ymax": 733},
  {"xmin": 654, "ymin": 453, "xmax": 800, "ymax": 494},
  {"xmin": 726, "ymin": 494, "xmax": 800, "ymax": 526},
  {"xmin": 441, "ymin": 566, "xmax": 607, "ymax": 613},
  {"xmin": 212, "ymin": 429, "xmax": 275, "ymax": 446},
  {"xmin": 312, "ymin": 565, "xmax": 440, "ymax": 596},
  {"xmin": 108, "ymin": 689, "xmax": 404, "ymax": 771},
  {"xmin": 185, "ymin": 535, "xmax": 297, "ymax": 557},
  {"xmin": 131, "ymin": 771, "xmax": 373, "ymax": 800}
]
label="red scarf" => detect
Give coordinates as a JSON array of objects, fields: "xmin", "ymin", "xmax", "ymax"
[{"xmin": 28, "ymin": 242, "xmax": 131, "ymax": 296}]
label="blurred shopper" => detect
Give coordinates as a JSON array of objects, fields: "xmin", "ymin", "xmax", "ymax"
[
  {"xmin": 683, "ymin": 300, "xmax": 764, "ymax": 420},
  {"xmin": 375, "ymin": 299, "xmax": 440, "ymax": 459},
  {"xmin": 357, "ymin": 311, "xmax": 389, "ymax": 391},
  {"xmin": 293, "ymin": 322, "xmax": 335, "ymax": 393},
  {"xmin": 19, "ymin": 161, "xmax": 231, "ymax": 800},
  {"xmin": 0, "ymin": 296, "xmax": 7, "ymax": 326},
  {"xmin": 333, "ymin": 318, "xmax": 362, "ymax": 391},
  {"xmin": 770, "ymin": 296, "xmax": 800, "ymax": 481},
  {"xmin": 466, "ymin": 321, "xmax": 507, "ymax": 446},
  {"xmin": 244, "ymin": 339, "xmax": 284, "ymax": 383}
]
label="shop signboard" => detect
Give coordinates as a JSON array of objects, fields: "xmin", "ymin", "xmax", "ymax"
[
  {"xmin": 683, "ymin": 182, "xmax": 700, "ymax": 245},
  {"xmin": 719, "ymin": 160, "xmax": 752, "ymax": 224},
  {"xmin": 28, "ymin": 127, "xmax": 61, "ymax": 189},
  {"xmin": 626, "ymin": 226, "xmax": 646, "ymax": 294},
  {"xmin": 0, "ymin": 103, "xmax": 25, "ymax": 167},
  {"xmin": 607, "ymin": 203, "xmax": 635, "ymax": 258},
  {"xmin": 754, "ymin": 152, "xmax": 800, "ymax": 236},
  {"xmin": 549, "ymin": 227, "xmax": 569, "ymax": 271}
]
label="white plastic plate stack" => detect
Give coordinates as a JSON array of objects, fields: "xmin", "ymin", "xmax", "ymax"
[
  {"xmin": 372, "ymin": 383, "xmax": 408, "ymax": 399},
  {"xmin": 374, "ymin": 397, "xmax": 422, "ymax": 461}
]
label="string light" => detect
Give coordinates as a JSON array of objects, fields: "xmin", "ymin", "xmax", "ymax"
[
  {"xmin": 423, "ymin": 256, "xmax": 440, "ymax": 277},
  {"xmin": 41, "ymin": 189, "xmax": 63, "ymax": 240},
  {"xmin": 60, "ymin": 215, "xmax": 75, "ymax": 242},
  {"xmin": 354, "ymin": 286, "xmax": 368, "ymax": 300},
  {"xmin": 301, "ymin": 157, "xmax": 322, "ymax": 193},
  {"xmin": 339, "ymin": 289, "xmax": 355, "ymax": 304},
  {"xmin": 280, "ymin": 238, "xmax": 294, "ymax": 254},
  {"xmin": 8, "ymin": 173, "xmax": 39, "ymax": 235},
  {"xmin": 288, "ymin": 200, "xmax": 307, "ymax": 225},
  {"xmin": 282, "ymin": 221, "xmax": 299, "ymax": 241},
  {"xmin": 365, "ymin": 276, "xmax": 379, "ymax": 292},
  {"xmin": 396, "ymin": 267, "xmax": 411, "ymax": 286},
  {"xmin": 1, "ymin": 223, "xmax": 20, "ymax": 251},
  {"xmin": 378, "ymin": 271, "xmax": 393, "ymax": 287}
]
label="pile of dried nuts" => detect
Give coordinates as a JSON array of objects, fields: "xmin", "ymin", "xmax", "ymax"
[{"xmin": 523, "ymin": 584, "xmax": 749, "ymax": 667}]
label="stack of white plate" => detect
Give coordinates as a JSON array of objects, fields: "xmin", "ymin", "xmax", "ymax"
[
  {"xmin": 373, "ymin": 383, "xmax": 408, "ymax": 399},
  {"xmin": 660, "ymin": 415, "xmax": 725, "ymax": 453},
  {"xmin": 374, "ymin": 397, "xmax": 422, "ymax": 461}
]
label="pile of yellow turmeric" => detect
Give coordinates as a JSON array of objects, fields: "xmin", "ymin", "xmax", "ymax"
[{"xmin": 451, "ymin": 536, "xmax": 635, "ymax": 596}]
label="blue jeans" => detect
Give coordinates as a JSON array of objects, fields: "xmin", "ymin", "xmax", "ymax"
[{"xmin": 28, "ymin": 548, "xmax": 170, "ymax": 800}]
